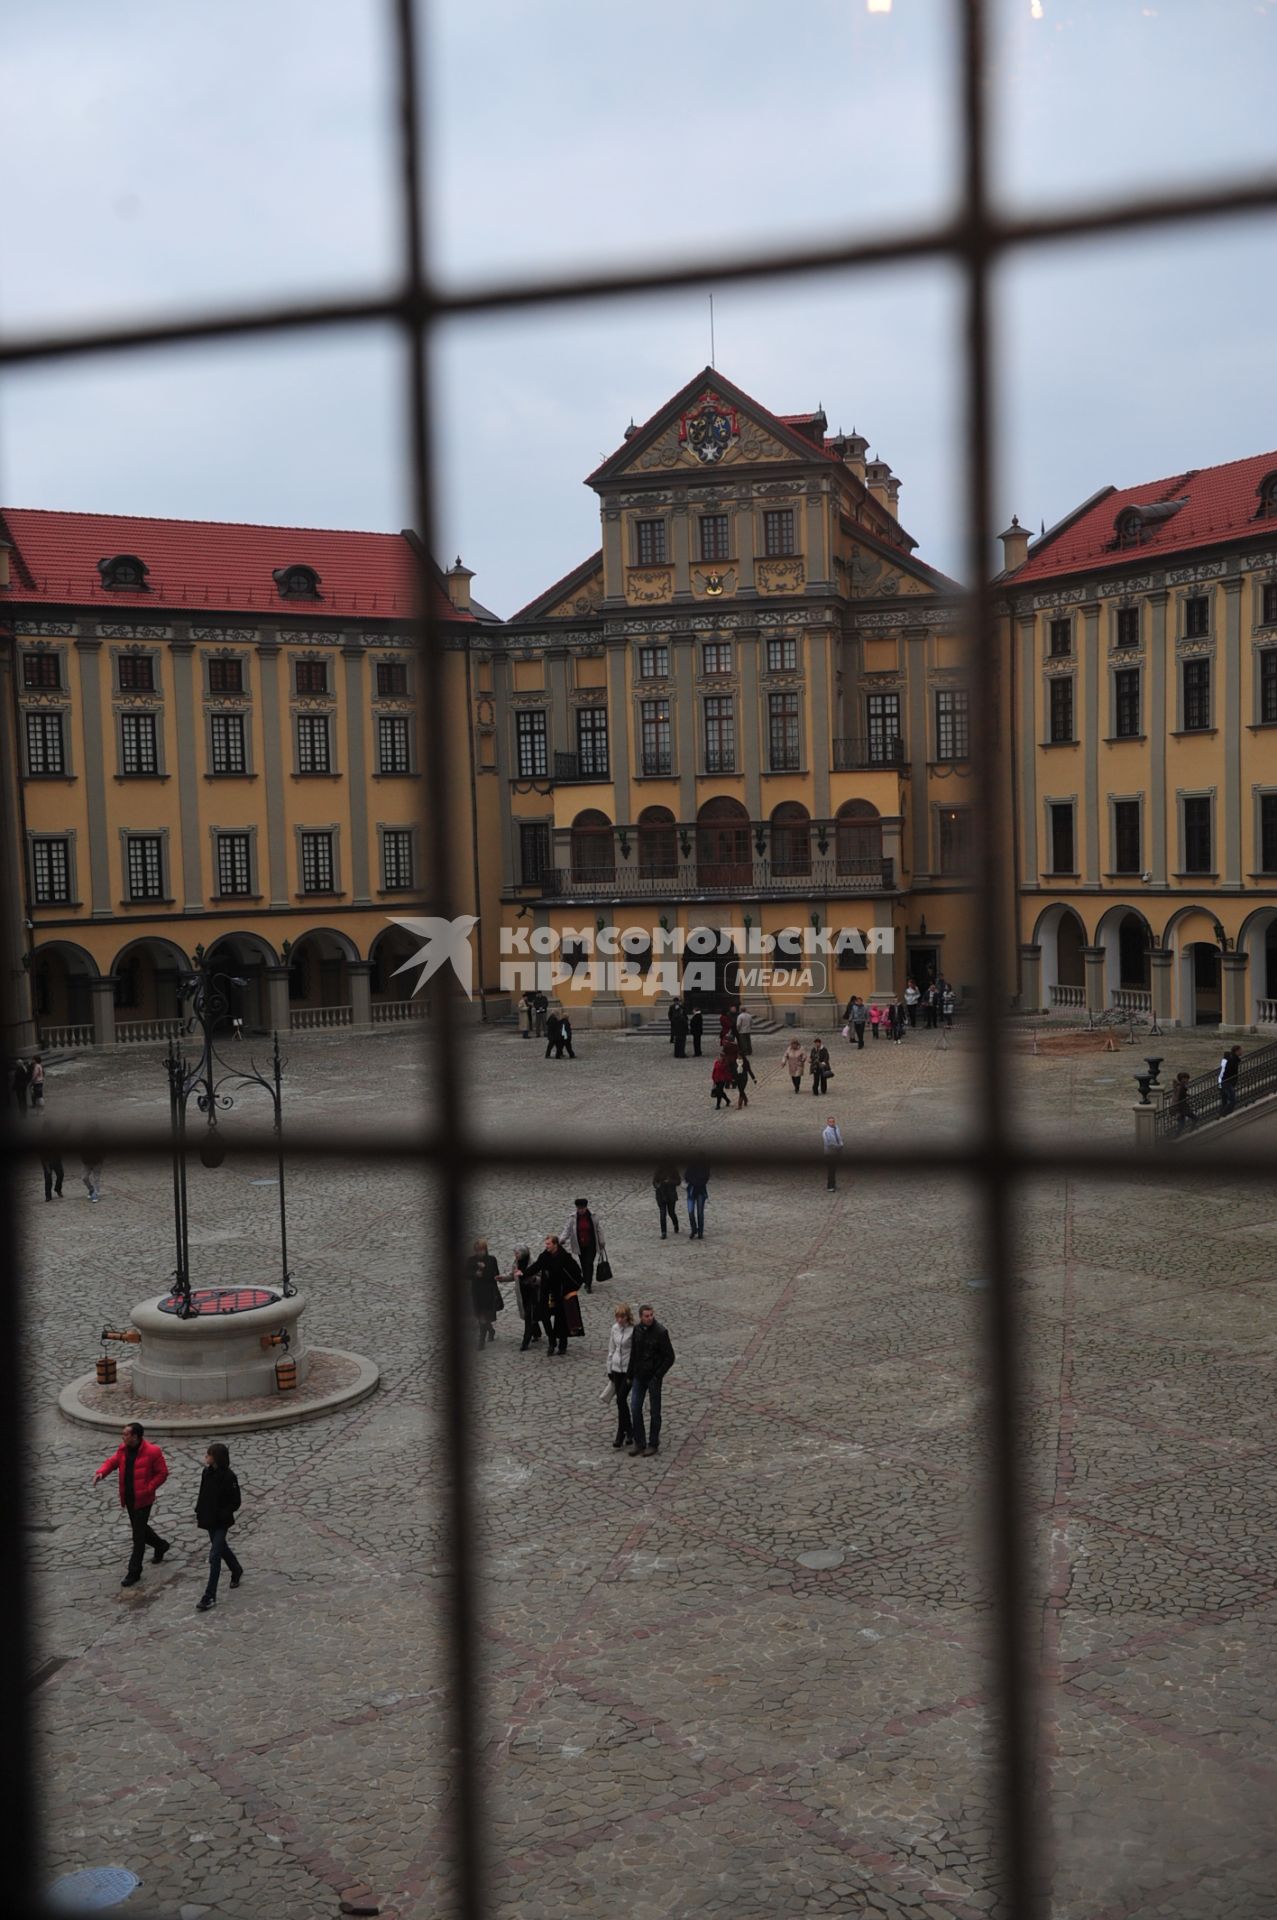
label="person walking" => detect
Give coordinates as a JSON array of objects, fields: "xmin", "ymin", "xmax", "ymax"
[
  {"xmin": 905, "ymin": 980, "xmax": 920, "ymax": 1028},
  {"xmin": 685, "ymin": 1161, "xmax": 710, "ymax": 1239},
  {"xmin": 523, "ymin": 1234, "xmax": 583, "ymax": 1356},
  {"xmin": 10, "ymin": 1058, "xmax": 30, "ymax": 1115},
  {"xmin": 823, "ymin": 1114, "xmax": 844, "ymax": 1191},
  {"xmin": 94, "ymin": 1422, "xmax": 170, "ymax": 1588},
  {"xmin": 532, "ymin": 990, "xmax": 548, "ymax": 1039},
  {"xmin": 719, "ymin": 1004, "xmax": 738, "ymax": 1047},
  {"xmin": 562, "ymin": 1198, "xmax": 606, "ymax": 1293},
  {"xmin": 1218, "ymin": 1045, "xmax": 1242, "ymax": 1116},
  {"xmin": 194, "ymin": 1441, "xmax": 243, "ymax": 1613},
  {"xmin": 37, "ymin": 1115, "xmax": 64, "ymax": 1200},
  {"xmin": 734, "ymin": 1050, "xmax": 757, "ymax": 1109},
  {"xmin": 520, "ymin": 990, "xmax": 535, "ymax": 1038},
  {"xmin": 29, "ymin": 1054, "xmax": 45, "ymax": 1109},
  {"xmin": 735, "ymin": 1006, "xmax": 753, "ymax": 1057},
  {"xmin": 544, "ymin": 1009, "xmax": 563, "ymax": 1059},
  {"xmin": 1169, "ymin": 1071, "xmax": 1197, "ymax": 1134},
  {"xmin": 869, "ymin": 1002, "xmax": 883, "ymax": 1041},
  {"xmin": 669, "ymin": 1000, "xmax": 688, "ymax": 1059},
  {"xmin": 628, "ymin": 1305, "xmax": 676, "ymax": 1458},
  {"xmin": 809, "ymin": 1038, "xmax": 831, "ymax": 1096},
  {"xmin": 711, "ymin": 1051, "xmax": 735, "ymax": 1111},
  {"xmin": 942, "ymin": 984, "xmax": 956, "ymax": 1029},
  {"xmin": 80, "ymin": 1127, "xmax": 105, "ymax": 1202},
  {"xmin": 560, "ymin": 1014, "xmax": 576, "ymax": 1059},
  {"xmin": 782, "ymin": 1037, "xmax": 806, "ymax": 1093},
  {"xmin": 468, "ymin": 1238, "xmax": 504, "ymax": 1347},
  {"xmin": 849, "ymin": 998, "xmax": 868, "ymax": 1050},
  {"xmin": 653, "ymin": 1164, "xmax": 681, "ymax": 1239},
  {"xmin": 688, "ymin": 1003, "xmax": 704, "ymax": 1057},
  {"xmin": 924, "ymin": 983, "xmax": 938, "ymax": 1031},
  {"xmin": 892, "ymin": 997, "xmax": 907, "ymax": 1043},
  {"xmin": 510, "ymin": 1245, "xmax": 550, "ymax": 1349},
  {"xmin": 607, "ymin": 1304, "xmax": 636, "ymax": 1450}
]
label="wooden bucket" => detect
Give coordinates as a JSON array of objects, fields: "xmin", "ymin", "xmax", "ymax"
[
  {"xmin": 275, "ymin": 1357, "xmax": 298, "ymax": 1392},
  {"xmin": 96, "ymin": 1356, "xmax": 118, "ymax": 1386}
]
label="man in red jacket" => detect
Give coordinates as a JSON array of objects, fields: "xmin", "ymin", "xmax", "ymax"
[{"xmin": 94, "ymin": 1422, "xmax": 170, "ymax": 1588}]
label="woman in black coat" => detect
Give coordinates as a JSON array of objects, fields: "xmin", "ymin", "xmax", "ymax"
[
  {"xmin": 194, "ymin": 1441, "xmax": 242, "ymax": 1613},
  {"xmin": 468, "ymin": 1238, "xmax": 504, "ymax": 1348}
]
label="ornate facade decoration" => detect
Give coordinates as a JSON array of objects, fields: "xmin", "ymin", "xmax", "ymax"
[
  {"xmin": 626, "ymin": 568, "xmax": 674, "ymax": 603},
  {"xmin": 756, "ymin": 559, "xmax": 804, "ymax": 595}
]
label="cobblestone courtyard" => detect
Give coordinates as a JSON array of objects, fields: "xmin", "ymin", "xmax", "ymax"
[{"xmin": 21, "ymin": 1021, "xmax": 1277, "ymax": 1918}]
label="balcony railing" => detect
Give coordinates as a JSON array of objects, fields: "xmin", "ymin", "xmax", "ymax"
[
  {"xmin": 832, "ymin": 735, "xmax": 908, "ymax": 771},
  {"xmin": 1048, "ymin": 984, "xmax": 1086, "ymax": 1009},
  {"xmin": 116, "ymin": 1017, "xmax": 185, "ymax": 1044},
  {"xmin": 372, "ymin": 998, "xmax": 429, "ymax": 1023},
  {"xmin": 1258, "ymin": 998, "xmax": 1277, "ymax": 1025},
  {"xmin": 639, "ymin": 753, "xmax": 673, "ymax": 776},
  {"xmin": 1154, "ymin": 1037, "xmax": 1277, "ymax": 1143},
  {"xmin": 703, "ymin": 749, "xmax": 737, "ymax": 775},
  {"xmin": 553, "ymin": 751, "xmax": 610, "ymax": 782},
  {"xmin": 540, "ymin": 856, "xmax": 895, "ymax": 900},
  {"xmin": 1111, "ymin": 988, "xmax": 1152, "ymax": 1014},
  {"xmin": 37, "ymin": 1022, "xmax": 93, "ymax": 1051},
  {"xmin": 290, "ymin": 1005, "xmax": 353, "ymax": 1030}
]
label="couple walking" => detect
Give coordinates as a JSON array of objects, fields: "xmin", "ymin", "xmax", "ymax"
[
  {"xmin": 606, "ymin": 1303, "xmax": 676, "ymax": 1457},
  {"xmin": 94, "ymin": 1423, "xmax": 244, "ymax": 1612}
]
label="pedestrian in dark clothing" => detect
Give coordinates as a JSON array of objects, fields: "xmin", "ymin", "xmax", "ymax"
[
  {"xmin": 809, "ymin": 1040, "xmax": 831, "ymax": 1096},
  {"xmin": 560, "ymin": 1015, "xmax": 576, "ymax": 1059},
  {"xmin": 670, "ymin": 1002, "xmax": 688, "ymax": 1059},
  {"xmin": 94, "ymin": 1423, "xmax": 170, "ymax": 1588},
  {"xmin": 544, "ymin": 1012, "xmax": 563, "ymax": 1059},
  {"xmin": 194, "ymin": 1441, "xmax": 243, "ymax": 1612},
  {"xmin": 562, "ymin": 1199, "xmax": 606, "ymax": 1293},
  {"xmin": 468, "ymin": 1238, "xmax": 504, "ymax": 1347},
  {"xmin": 532, "ymin": 991, "xmax": 548, "ymax": 1038},
  {"xmin": 719, "ymin": 1005, "xmax": 738, "ymax": 1047},
  {"xmin": 653, "ymin": 1164, "xmax": 681, "ymax": 1238},
  {"xmin": 628, "ymin": 1305, "xmax": 676, "ymax": 1457},
  {"xmin": 523, "ymin": 1235, "xmax": 583, "ymax": 1356},
  {"xmin": 688, "ymin": 1006, "xmax": 704, "ymax": 1057},
  {"xmin": 509, "ymin": 1245, "xmax": 550, "ymax": 1348},
  {"xmin": 846, "ymin": 998, "xmax": 867, "ymax": 1049},
  {"xmin": 685, "ymin": 1162, "xmax": 710, "ymax": 1238},
  {"xmin": 37, "ymin": 1116, "xmax": 64, "ymax": 1200},
  {"xmin": 1218, "ymin": 1046, "xmax": 1242, "ymax": 1116},
  {"xmin": 734, "ymin": 1052, "xmax": 757, "ymax": 1109},
  {"xmin": 1169, "ymin": 1071, "xmax": 1197, "ymax": 1134},
  {"xmin": 711, "ymin": 1052, "xmax": 734, "ymax": 1110},
  {"xmin": 924, "ymin": 985, "xmax": 939, "ymax": 1031},
  {"xmin": 10, "ymin": 1059, "xmax": 30, "ymax": 1114}
]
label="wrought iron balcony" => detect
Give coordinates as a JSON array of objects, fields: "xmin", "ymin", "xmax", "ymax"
[
  {"xmin": 553, "ymin": 750, "xmax": 610, "ymax": 782},
  {"xmin": 537, "ymin": 856, "xmax": 895, "ymax": 900},
  {"xmin": 832, "ymin": 735, "xmax": 908, "ymax": 771}
]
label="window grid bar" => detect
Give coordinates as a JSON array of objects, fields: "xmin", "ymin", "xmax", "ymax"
[{"xmin": 0, "ymin": 3, "xmax": 1270, "ymax": 1916}]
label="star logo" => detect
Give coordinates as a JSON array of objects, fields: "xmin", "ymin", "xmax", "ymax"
[{"xmin": 387, "ymin": 915, "xmax": 478, "ymax": 999}]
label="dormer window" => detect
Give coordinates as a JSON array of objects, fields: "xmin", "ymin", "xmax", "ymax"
[
  {"xmin": 1256, "ymin": 473, "xmax": 1277, "ymax": 520},
  {"xmin": 273, "ymin": 564, "xmax": 321, "ymax": 601},
  {"xmin": 1115, "ymin": 509, "xmax": 1144, "ymax": 549},
  {"xmin": 98, "ymin": 553, "xmax": 149, "ymax": 592}
]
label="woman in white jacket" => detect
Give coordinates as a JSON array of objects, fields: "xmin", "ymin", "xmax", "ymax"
[{"xmin": 607, "ymin": 1304, "xmax": 635, "ymax": 1451}]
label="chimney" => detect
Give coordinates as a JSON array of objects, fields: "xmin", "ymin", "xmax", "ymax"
[
  {"xmin": 841, "ymin": 430, "xmax": 869, "ymax": 484},
  {"xmin": 445, "ymin": 555, "xmax": 475, "ymax": 613},
  {"xmin": 0, "ymin": 540, "xmax": 10, "ymax": 589},
  {"xmin": 998, "ymin": 516, "xmax": 1030, "ymax": 573},
  {"xmin": 865, "ymin": 460, "xmax": 894, "ymax": 515}
]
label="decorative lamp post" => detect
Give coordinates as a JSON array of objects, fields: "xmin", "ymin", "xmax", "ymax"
[{"xmin": 166, "ymin": 945, "xmax": 295, "ymax": 1320}]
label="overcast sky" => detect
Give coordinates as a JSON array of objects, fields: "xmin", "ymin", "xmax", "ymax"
[{"xmin": 3, "ymin": 0, "xmax": 1274, "ymax": 616}]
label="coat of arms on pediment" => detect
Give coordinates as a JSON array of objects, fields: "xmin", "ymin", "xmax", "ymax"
[{"xmin": 680, "ymin": 393, "xmax": 740, "ymax": 465}]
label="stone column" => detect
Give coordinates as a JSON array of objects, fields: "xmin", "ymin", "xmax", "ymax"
[
  {"xmin": 266, "ymin": 966, "xmax": 292, "ymax": 1036},
  {"xmin": 1082, "ymin": 945, "xmax": 1107, "ymax": 1016},
  {"xmin": 349, "ymin": 959, "xmax": 373, "ymax": 1027},
  {"xmin": 1149, "ymin": 949, "xmax": 1174, "ymax": 1026},
  {"xmin": 171, "ymin": 639, "xmax": 205, "ymax": 910},
  {"xmin": 1220, "ymin": 951, "xmax": 1249, "ymax": 1032},
  {"xmin": 1081, "ymin": 601, "xmax": 1101, "ymax": 886},
  {"xmin": 1019, "ymin": 943, "xmax": 1043, "ymax": 1013},
  {"xmin": 75, "ymin": 638, "xmax": 113, "ymax": 917},
  {"xmin": 342, "ymin": 647, "xmax": 371, "ymax": 905},
  {"xmin": 881, "ymin": 815, "xmax": 904, "ymax": 891},
  {"xmin": 872, "ymin": 899, "xmax": 897, "ymax": 1001},
  {"xmin": 671, "ymin": 505, "xmax": 691, "ymax": 600},
  {"xmin": 89, "ymin": 976, "xmax": 118, "ymax": 1047}
]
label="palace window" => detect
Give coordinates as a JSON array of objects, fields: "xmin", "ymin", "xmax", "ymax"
[
  {"xmin": 378, "ymin": 715, "xmax": 412, "ymax": 775},
  {"xmin": 1183, "ymin": 796, "xmax": 1212, "ymax": 873},
  {"xmin": 211, "ymin": 712, "xmax": 247, "ymax": 774},
  {"xmin": 1113, "ymin": 801, "xmax": 1141, "ymax": 874},
  {"xmin": 699, "ymin": 514, "xmax": 730, "ymax": 562},
  {"xmin": 215, "ymin": 832, "xmax": 252, "ymax": 897},
  {"xmin": 297, "ymin": 713, "xmax": 332, "ymax": 773},
  {"xmin": 640, "ymin": 698, "xmax": 671, "ymax": 775},
  {"xmin": 519, "ymin": 822, "xmax": 551, "ymax": 886},
  {"xmin": 702, "ymin": 641, "xmax": 733, "ymax": 675},
  {"xmin": 1049, "ymin": 803, "xmax": 1075, "ymax": 874},
  {"xmin": 638, "ymin": 643, "xmax": 668, "ymax": 679},
  {"xmin": 208, "ymin": 657, "xmax": 244, "ymax": 693},
  {"xmin": 515, "ymin": 709, "xmax": 548, "ymax": 778},
  {"xmin": 1261, "ymin": 795, "xmax": 1277, "ymax": 873},
  {"xmin": 1115, "ymin": 606, "xmax": 1140, "ymax": 647},
  {"xmin": 121, "ymin": 712, "xmax": 159, "ymax": 775},
  {"xmin": 768, "ymin": 691, "xmax": 800, "ymax": 771},
  {"xmin": 636, "ymin": 519, "xmax": 666, "ymax": 565},
  {"xmin": 1048, "ymin": 618, "xmax": 1072, "ymax": 657},
  {"xmin": 25, "ymin": 711, "xmax": 65, "ymax": 776},
  {"xmin": 939, "ymin": 807, "xmax": 974, "ymax": 875},
  {"xmin": 703, "ymin": 695, "xmax": 736, "ymax": 773},
  {"xmin": 1114, "ymin": 668, "xmax": 1141, "ymax": 738},
  {"xmin": 1048, "ymin": 677, "xmax": 1074, "ymax": 743},
  {"xmin": 98, "ymin": 553, "xmax": 148, "ymax": 591},
  {"xmin": 866, "ymin": 692, "xmax": 902, "ymax": 763},
  {"xmin": 295, "ymin": 659, "xmax": 329, "ymax": 695},
  {"xmin": 274, "ymin": 564, "xmax": 321, "ymax": 600},
  {"xmin": 126, "ymin": 835, "xmax": 164, "ymax": 901},
  {"xmin": 22, "ymin": 652, "xmax": 61, "ymax": 690},
  {"xmin": 762, "ymin": 508, "xmax": 795, "ymax": 557},
  {"xmin": 381, "ymin": 828, "xmax": 414, "ymax": 890},
  {"xmin": 766, "ymin": 637, "xmax": 797, "ymax": 671},
  {"xmin": 30, "ymin": 837, "xmax": 71, "ymax": 905},
  {"xmin": 300, "ymin": 830, "xmax": 335, "ymax": 893},
  {"xmin": 575, "ymin": 706, "xmax": 609, "ymax": 779},
  {"xmin": 1184, "ymin": 595, "xmax": 1210, "ymax": 638},
  {"xmin": 117, "ymin": 654, "xmax": 155, "ymax": 692},
  {"xmin": 1182, "ymin": 658, "xmax": 1211, "ymax": 731},
  {"xmin": 1261, "ymin": 650, "xmax": 1277, "ymax": 725},
  {"xmin": 1263, "ymin": 582, "xmax": 1277, "ymax": 626},
  {"xmin": 935, "ymin": 689, "xmax": 970, "ymax": 761},
  {"xmin": 377, "ymin": 661, "xmax": 409, "ymax": 697}
]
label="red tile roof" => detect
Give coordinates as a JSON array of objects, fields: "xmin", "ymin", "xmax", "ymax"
[
  {"xmin": 1011, "ymin": 448, "xmax": 1277, "ymax": 583},
  {"xmin": 0, "ymin": 507, "xmax": 471, "ymax": 622}
]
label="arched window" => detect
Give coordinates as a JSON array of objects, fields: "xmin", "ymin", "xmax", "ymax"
[
  {"xmin": 637, "ymin": 805, "xmax": 677, "ymax": 880},
  {"xmin": 1115, "ymin": 508, "xmax": 1144, "ymax": 548},
  {"xmin": 696, "ymin": 796, "xmax": 751, "ymax": 890},
  {"xmin": 570, "ymin": 809, "xmax": 615, "ymax": 886},
  {"xmin": 273, "ymin": 564, "xmax": 322, "ymax": 600},
  {"xmin": 770, "ymin": 801, "xmax": 811, "ymax": 877},
  {"xmin": 835, "ymin": 799, "xmax": 882, "ymax": 875},
  {"xmin": 1257, "ymin": 473, "xmax": 1277, "ymax": 520},
  {"xmin": 97, "ymin": 553, "xmax": 149, "ymax": 592}
]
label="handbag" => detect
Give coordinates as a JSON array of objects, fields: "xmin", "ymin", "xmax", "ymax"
[{"xmin": 596, "ymin": 1258, "xmax": 613, "ymax": 1284}]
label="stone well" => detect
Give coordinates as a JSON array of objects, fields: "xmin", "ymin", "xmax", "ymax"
[{"xmin": 129, "ymin": 1285, "xmax": 311, "ymax": 1404}]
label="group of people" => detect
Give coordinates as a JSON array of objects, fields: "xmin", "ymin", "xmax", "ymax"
[
  {"xmin": 519, "ymin": 992, "xmax": 577, "ymax": 1059},
  {"xmin": 10, "ymin": 1055, "xmax": 106, "ymax": 1201},
  {"xmin": 8, "ymin": 1054, "xmax": 46, "ymax": 1111},
  {"xmin": 93, "ymin": 1422, "xmax": 245, "ymax": 1611},
  {"xmin": 1167, "ymin": 1044, "xmax": 1246, "ymax": 1131}
]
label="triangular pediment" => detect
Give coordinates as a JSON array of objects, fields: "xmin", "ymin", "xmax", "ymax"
[
  {"xmin": 588, "ymin": 369, "xmax": 821, "ymax": 486},
  {"xmin": 839, "ymin": 530, "xmax": 960, "ymax": 601},
  {"xmin": 510, "ymin": 551, "xmax": 603, "ymax": 624}
]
